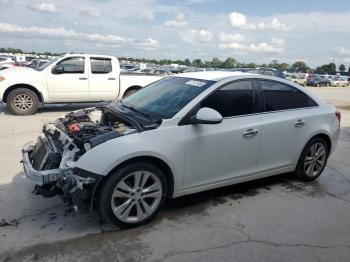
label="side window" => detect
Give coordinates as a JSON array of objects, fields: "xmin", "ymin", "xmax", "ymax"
[
  {"xmin": 201, "ymin": 80, "xmax": 254, "ymax": 117},
  {"xmin": 57, "ymin": 57, "xmax": 84, "ymax": 73},
  {"xmin": 261, "ymin": 80, "xmax": 295, "ymax": 111},
  {"xmin": 90, "ymin": 58, "xmax": 112, "ymax": 74},
  {"xmin": 294, "ymin": 89, "xmax": 317, "ymax": 108}
]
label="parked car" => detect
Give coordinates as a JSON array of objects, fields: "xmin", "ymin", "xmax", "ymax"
[
  {"xmin": 26, "ymin": 59, "xmax": 49, "ymax": 69},
  {"xmin": 285, "ymin": 73, "xmax": 298, "ymax": 83},
  {"xmin": 307, "ymin": 76, "xmax": 330, "ymax": 87},
  {"xmin": 120, "ymin": 64, "xmax": 140, "ymax": 72},
  {"xmin": 336, "ymin": 76, "xmax": 349, "ymax": 87},
  {"xmin": 0, "ymin": 54, "xmax": 163, "ymax": 115},
  {"xmin": 22, "ymin": 71, "xmax": 340, "ymax": 228},
  {"xmin": 150, "ymin": 69, "xmax": 172, "ymax": 75},
  {"xmin": 0, "ymin": 56, "xmax": 16, "ymax": 66},
  {"xmin": 230, "ymin": 67, "xmax": 286, "ymax": 79}
]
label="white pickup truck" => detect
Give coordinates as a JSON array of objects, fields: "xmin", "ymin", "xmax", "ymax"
[{"xmin": 0, "ymin": 54, "xmax": 163, "ymax": 115}]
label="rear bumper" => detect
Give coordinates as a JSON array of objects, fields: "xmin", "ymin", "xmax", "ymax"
[{"xmin": 22, "ymin": 141, "xmax": 63, "ymax": 186}]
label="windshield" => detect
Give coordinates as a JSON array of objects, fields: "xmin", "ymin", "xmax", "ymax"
[
  {"xmin": 115, "ymin": 77, "xmax": 215, "ymax": 119},
  {"xmin": 36, "ymin": 56, "xmax": 62, "ymax": 71}
]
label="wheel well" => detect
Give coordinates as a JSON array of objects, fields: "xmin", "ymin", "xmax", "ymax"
[
  {"xmin": 123, "ymin": 86, "xmax": 142, "ymax": 97},
  {"xmin": 310, "ymin": 133, "xmax": 332, "ymax": 152},
  {"xmin": 99, "ymin": 156, "xmax": 175, "ymax": 198},
  {"xmin": 3, "ymin": 84, "xmax": 43, "ymax": 103}
]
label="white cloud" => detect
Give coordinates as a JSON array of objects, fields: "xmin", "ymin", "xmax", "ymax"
[
  {"xmin": 257, "ymin": 18, "xmax": 289, "ymax": 31},
  {"xmin": 219, "ymin": 32, "xmax": 245, "ymax": 42},
  {"xmin": 28, "ymin": 3, "xmax": 57, "ymax": 13},
  {"xmin": 164, "ymin": 13, "xmax": 187, "ymax": 27},
  {"xmin": 219, "ymin": 38, "xmax": 285, "ymax": 54},
  {"xmin": 271, "ymin": 37, "xmax": 285, "ymax": 46},
  {"xmin": 182, "ymin": 29, "xmax": 213, "ymax": 43},
  {"xmin": 0, "ymin": 23, "xmax": 132, "ymax": 45},
  {"xmin": 136, "ymin": 38, "xmax": 160, "ymax": 51},
  {"xmin": 273, "ymin": 11, "xmax": 350, "ymax": 32},
  {"xmin": 228, "ymin": 12, "xmax": 253, "ymax": 29},
  {"xmin": 80, "ymin": 9, "xmax": 100, "ymax": 17},
  {"xmin": 334, "ymin": 47, "xmax": 350, "ymax": 57},
  {"xmin": 228, "ymin": 12, "xmax": 289, "ymax": 31},
  {"xmin": 139, "ymin": 11, "xmax": 155, "ymax": 21}
]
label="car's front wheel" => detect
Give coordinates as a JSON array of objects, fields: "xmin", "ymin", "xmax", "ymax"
[
  {"xmin": 295, "ymin": 138, "xmax": 329, "ymax": 181},
  {"xmin": 99, "ymin": 162, "xmax": 168, "ymax": 228},
  {"xmin": 6, "ymin": 88, "xmax": 40, "ymax": 115}
]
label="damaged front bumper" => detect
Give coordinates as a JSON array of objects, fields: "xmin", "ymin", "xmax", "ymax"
[
  {"xmin": 21, "ymin": 125, "xmax": 99, "ymax": 208},
  {"xmin": 22, "ymin": 141, "xmax": 62, "ymax": 186}
]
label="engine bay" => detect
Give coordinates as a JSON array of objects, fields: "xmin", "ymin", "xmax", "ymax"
[{"xmin": 54, "ymin": 107, "xmax": 137, "ymax": 152}]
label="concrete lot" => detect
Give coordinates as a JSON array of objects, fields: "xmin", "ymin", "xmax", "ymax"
[{"xmin": 0, "ymin": 87, "xmax": 350, "ymax": 262}]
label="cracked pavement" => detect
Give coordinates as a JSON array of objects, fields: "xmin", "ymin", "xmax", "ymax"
[{"xmin": 1, "ymin": 88, "xmax": 350, "ymax": 262}]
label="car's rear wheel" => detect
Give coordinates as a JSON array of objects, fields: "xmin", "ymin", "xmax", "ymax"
[
  {"xmin": 99, "ymin": 162, "xmax": 168, "ymax": 228},
  {"xmin": 295, "ymin": 138, "xmax": 329, "ymax": 181},
  {"xmin": 6, "ymin": 88, "xmax": 39, "ymax": 115}
]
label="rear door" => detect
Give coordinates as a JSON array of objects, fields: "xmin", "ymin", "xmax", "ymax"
[
  {"xmin": 256, "ymin": 79, "xmax": 318, "ymax": 172},
  {"xmin": 88, "ymin": 57, "xmax": 120, "ymax": 101}
]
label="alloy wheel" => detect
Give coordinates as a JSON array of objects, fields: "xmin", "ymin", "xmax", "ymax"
[
  {"xmin": 110, "ymin": 171, "xmax": 162, "ymax": 223},
  {"xmin": 304, "ymin": 142, "xmax": 327, "ymax": 177},
  {"xmin": 13, "ymin": 94, "xmax": 34, "ymax": 111}
]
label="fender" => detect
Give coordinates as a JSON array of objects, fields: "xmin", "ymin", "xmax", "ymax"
[{"xmin": 0, "ymin": 67, "xmax": 49, "ymax": 102}]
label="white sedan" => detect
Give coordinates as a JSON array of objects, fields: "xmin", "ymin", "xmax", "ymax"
[{"xmin": 22, "ymin": 71, "xmax": 340, "ymax": 228}]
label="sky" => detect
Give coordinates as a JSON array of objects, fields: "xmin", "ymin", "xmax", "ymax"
[{"xmin": 0, "ymin": 0, "xmax": 350, "ymax": 68}]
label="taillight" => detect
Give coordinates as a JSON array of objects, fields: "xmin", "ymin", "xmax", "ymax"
[{"xmin": 335, "ymin": 111, "xmax": 341, "ymax": 122}]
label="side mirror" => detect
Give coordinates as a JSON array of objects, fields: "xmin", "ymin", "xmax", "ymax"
[
  {"xmin": 192, "ymin": 107, "xmax": 223, "ymax": 124},
  {"xmin": 52, "ymin": 65, "xmax": 64, "ymax": 74}
]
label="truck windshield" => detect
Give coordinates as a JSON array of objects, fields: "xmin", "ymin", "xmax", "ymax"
[{"xmin": 114, "ymin": 77, "xmax": 215, "ymax": 119}]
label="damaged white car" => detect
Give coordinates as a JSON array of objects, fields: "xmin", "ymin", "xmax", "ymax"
[{"xmin": 22, "ymin": 71, "xmax": 340, "ymax": 228}]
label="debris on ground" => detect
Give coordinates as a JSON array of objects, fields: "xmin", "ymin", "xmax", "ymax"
[{"xmin": 0, "ymin": 219, "xmax": 19, "ymax": 227}]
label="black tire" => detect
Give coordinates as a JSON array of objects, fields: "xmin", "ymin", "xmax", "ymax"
[
  {"xmin": 6, "ymin": 88, "xmax": 39, "ymax": 115},
  {"xmin": 123, "ymin": 88, "xmax": 139, "ymax": 98},
  {"xmin": 99, "ymin": 162, "xmax": 168, "ymax": 228},
  {"xmin": 295, "ymin": 137, "xmax": 329, "ymax": 181}
]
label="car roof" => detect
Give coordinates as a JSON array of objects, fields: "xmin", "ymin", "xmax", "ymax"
[{"xmin": 177, "ymin": 71, "xmax": 253, "ymax": 81}]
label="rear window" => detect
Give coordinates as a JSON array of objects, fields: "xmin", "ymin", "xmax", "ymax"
[
  {"xmin": 261, "ymin": 80, "xmax": 295, "ymax": 111},
  {"xmin": 294, "ymin": 89, "xmax": 318, "ymax": 108},
  {"xmin": 90, "ymin": 58, "xmax": 112, "ymax": 74}
]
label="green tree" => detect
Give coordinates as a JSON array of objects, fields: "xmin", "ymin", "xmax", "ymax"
[
  {"xmin": 192, "ymin": 59, "xmax": 203, "ymax": 68},
  {"xmin": 315, "ymin": 63, "xmax": 336, "ymax": 75},
  {"xmin": 291, "ymin": 61, "xmax": 310, "ymax": 73},
  {"xmin": 339, "ymin": 64, "xmax": 346, "ymax": 72},
  {"xmin": 222, "ymin": 57, "xmax": 236, "ymax": 68},
  {"xmin": 184, "ymin": 59, "xmax": 191, "ymax": 66},
  {"xmin": 211, "ymin": 57, "xmax": 222, "ymax": 68}
]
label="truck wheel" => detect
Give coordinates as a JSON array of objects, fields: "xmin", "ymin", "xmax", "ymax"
[
  {"xmin": 6, "ymin": 88, "xmax": 40, "ymax": 115},
  {"xmin": 99, "ymin": 162, "xmax": 168, "ymax": 229},
  {"xmin": 123, "ymin": 88, "xmax": 139, "ymax": 98}
]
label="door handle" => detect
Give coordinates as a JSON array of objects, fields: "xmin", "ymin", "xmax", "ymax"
[
  {"xmin": 108, "ymin": 77, "xmax": 116, "ymax": 80},
  {"xmin": 243, "ymin": 128, "xmax": 259, "ymax": 138},
  {"xmin": 79, "ymin": 77, "xmax": 88, "ymax": 80},
  {"xmin": 295, "ymin": 119, "xmax": 305, "ymax": 127}
]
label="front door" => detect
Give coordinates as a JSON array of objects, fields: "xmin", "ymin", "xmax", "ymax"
[
  {"xmin": 47, "ymin": 56, "xmax": 89, "ymax": 101},
  {"xmin": 184, "ymin": 80, "xmax": 261, "ymax": 189}
]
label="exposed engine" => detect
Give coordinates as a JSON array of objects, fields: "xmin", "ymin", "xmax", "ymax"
[
  {"xmin": 25, "ymin": 107, "xmax": 139, "ymax": 210},
  {"xmin": 54, "ymin": 107, "xmax": 136, "ymax": 152}
]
